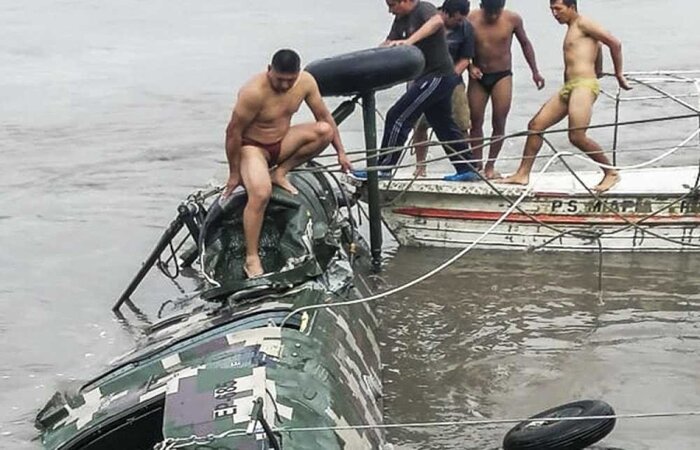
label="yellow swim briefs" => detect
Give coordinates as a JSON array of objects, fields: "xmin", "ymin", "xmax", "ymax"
[{"xmin": 559, "ymin": 78, "xmax": 601, "ymax": 102}]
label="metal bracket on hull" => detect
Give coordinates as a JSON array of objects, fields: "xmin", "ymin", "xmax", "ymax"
[
  {"xmin": 247, "ymin": 397, "xmax": 281, "ymax": 450},
  {"xmin": 112, "ymin": 200, "xmax": 205, "ymax": 313}
]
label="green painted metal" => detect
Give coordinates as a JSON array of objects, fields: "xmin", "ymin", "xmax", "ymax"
[
  {"xmin": 362, "ymin": 92, "xmax": 383, "ymax": 272},
  {"xmin": 36, "ymin": 171, "xmax": 384, "ymax": 449}
]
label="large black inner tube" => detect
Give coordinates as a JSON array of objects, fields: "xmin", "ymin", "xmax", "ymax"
[
  {"xmin": 503, "ymin": 400, "xmax": 616, "ymax": 450},
  {"xmin": 305, "ymin": 46, "xmax": 425, "ymax": 97}
]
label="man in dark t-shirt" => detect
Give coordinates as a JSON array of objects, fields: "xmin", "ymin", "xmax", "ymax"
[
  {"xmin": 413, "ymin": 0, "xmax": 476, "ymax": 177},
  {"xmin": 352, "ymin": 0, "xmax": 478, "ymax": 181}
]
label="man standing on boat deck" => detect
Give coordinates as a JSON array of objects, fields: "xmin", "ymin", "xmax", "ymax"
[
  {"xmin": 353, "ymin": 0, "xmax": 479, "ymax": 182},
  {"xmin": 412, "ymin": 0, "xmax": 476, "ymax": 178},
  {"xmin": 468, "ymin": 0, "xmax": 545, "ymax": 180},
  {"xmin": 223, "ymin": 49, "xmax": 352, "ymax": 278},
  {"xmin": 499, "ymin": 0, "xmax": 631, "ymax": 193}
]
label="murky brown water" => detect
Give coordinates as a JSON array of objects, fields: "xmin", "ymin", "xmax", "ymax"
[
  {"xmin": 379, "ymin": 248, "xmax": 700, "ymax": 449},
  {"xmin": 1, "ymin": 0, "xmax": 699, "ymax": 448}
]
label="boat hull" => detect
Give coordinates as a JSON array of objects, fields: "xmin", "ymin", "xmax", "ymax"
[{"xmin": 377, "ymin": 166, "xmax": 700, "ymax": 252}]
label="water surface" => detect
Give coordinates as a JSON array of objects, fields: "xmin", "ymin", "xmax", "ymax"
[{"xmin": 1, "ymin": 1, "xmax": 699, "ymax": 448}]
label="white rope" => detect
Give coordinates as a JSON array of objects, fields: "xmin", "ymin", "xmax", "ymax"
[
  {"xmin": 275, "ymin": 411, "xmax": 700, "ymax": 433},
  {"xmin": 156, "ymin": 429, "xmax": 249, "ymax": 449},
  {"xmin": 553, "ymin": 127, "xmax": 700, "ymax": 171},
  {"xmin": 281, "ymin": 122, "xmax": 700, "ymax": 327},
  {"xmin": 280, "ymin": 151, "xmax": 569, "ymax": 327},
  {"xmin": 155, "ymin": 410, "xmax": 700, "ymax": 448}
]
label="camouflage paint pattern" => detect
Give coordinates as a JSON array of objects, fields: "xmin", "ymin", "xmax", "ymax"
[{"xmin": 37, "ymin": 172, "xmax": 385, "ymax": 449}]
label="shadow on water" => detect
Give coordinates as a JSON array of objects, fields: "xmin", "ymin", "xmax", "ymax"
[{"xmin": 379, "ymin": 248, "xmax": 700, "ymax": 450}]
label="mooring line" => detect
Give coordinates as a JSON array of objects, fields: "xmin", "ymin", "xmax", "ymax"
[
  {"xmin": 279, "ymin": 151, "xmax": 571, "ymax": 327},
  {"xmin": 156, "ymin": 410, "xmax": 700, "ymax": 449},
  {"xmin": 275, "ymin": 410, "xmax": 700, "ymax": 434}
]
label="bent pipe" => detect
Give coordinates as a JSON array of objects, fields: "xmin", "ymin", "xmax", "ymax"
[{"xmin": 306, "ymin": 46, "xmax": 425, "ymax": 97}]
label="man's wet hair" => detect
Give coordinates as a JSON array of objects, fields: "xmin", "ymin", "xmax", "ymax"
[
  {"xmin": 550, "ymin": 0, "xmax": 577, "ymax": 8},
  {"xmin": 271, "ymin": 49, "xmax": 301, "ymax": 73},
  {"xmin": 442, "ymin": 0, "xmax": 470, "ymax": 16},
  {"xmin": 482, "ymin": 0, "xmax": 505, "ymax": 13}
]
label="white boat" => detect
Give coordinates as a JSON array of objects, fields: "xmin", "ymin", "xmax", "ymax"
[
  {"xmin": 379, "ymin": 165, "xmax": 700, "ymax": 251},
  {"xmin": 367, "ymin": 71, "xmax": 700, "ymax": 252}
]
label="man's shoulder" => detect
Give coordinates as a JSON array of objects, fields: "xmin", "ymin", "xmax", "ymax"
[
  {"xmin": 503, "ymin": 9, "xmax": 523, "ymax": 26},
  {"xmin": 577, "ymin": 15, "xmax": 602, "ymax": 32},
  {"xmin": 238, "ymin": 74, "xmax": 266, "ymax": 101},
  {"xmin": 415, "ymin": 1, "xmax": 437, "ymax": 16},
  {"xmin": 298, "ymin": 71, "xmax": 319, "ymax": 92},
  {"xmin": 462, "ymin": 19, "xmax": 475, "ymax": 34},
  {"xmin": 450, "ymin": 20, "xmax": 474, "ymax": 39},
  {"xmin": 243, "ymin": 72, "xmax": 265, "ymax": 88}
]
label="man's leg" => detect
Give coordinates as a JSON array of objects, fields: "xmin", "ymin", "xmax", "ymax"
[
  {"xmin": 467, "ymin": 79, "xmax": 490, "ymax": 171},
  {"xmin": 499, "ymin": 94, "xmax": 568, "ymax": 185},
  {"xmin": 483, "ymin": 76, "xmax": 513, "ymax": 179},
  {"xmin": 272, "ymin": 121, "xmax": 334, "ymax": 194},
  {"xmin": 424, "ymin": 80, "xmax": 475, "ymax": 175},
  {"xmin": 378, "ymin": 77, "xmax": 443, "ymax": 169},
  {"xmin": 567, "ymin": 88, "xmax": 620, "ymax": 192},
  {"xmin": 413, "ymin": 116, "xmax": 429, "ymax": 177},
  {"xmin": 240, "ymin": 147, "xmax": 273, "ymax": 278}
]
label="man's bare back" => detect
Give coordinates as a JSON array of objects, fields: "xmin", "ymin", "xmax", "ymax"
[{"xmin": 468, "ymin": 8, "xmax": 520, "ymax": 73}]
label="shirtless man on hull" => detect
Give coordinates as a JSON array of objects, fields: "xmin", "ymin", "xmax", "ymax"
[
  {"xmin": 499, "ymin": 0, "xmax": 631, "ymax": 193},
  {"xmin": 223, "ymin": 49, "xmax": 352, "ymax": 278},
  {"xmin": 468, "ymin": 0, "xmax": 545, "ymax": 179}
]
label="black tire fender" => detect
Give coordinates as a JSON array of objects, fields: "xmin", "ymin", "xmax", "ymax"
[
  {"xmin": 305, "ymin": 46, "xmax": 425, "ymax": 97},
  {"xmin": 503, "ymin": 400, "xmax": 616, "ymax": 450}
]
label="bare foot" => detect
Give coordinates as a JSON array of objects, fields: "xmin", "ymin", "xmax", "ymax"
[
  {"xmin": 496, "ymin": 173, "xmax": 529, "ymax": 185},
  {"xmin": 413, "ymin": 165, "xmax": 427, "ymax": 177},
  {"xmin": 243, "ymin": 258, "xmax": 264, "ymax": 279},
  {"xmin": 270, "ymin": 171, "xmax": 298, "ymax": 195},
  {"xmin": 593, "ymin": 172, "xmax": 621, "ymax": 193},
  {"xmin": 483, "ymin": 168, "xmax": 502, "ymax": 180}
]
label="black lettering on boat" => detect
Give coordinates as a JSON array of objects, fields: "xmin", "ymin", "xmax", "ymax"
[
  {"xmin": 587, "ymin": 201, "xmax": 604, "ymax": 213},
  {"xmin": 636, "ymin": 199, "xmax": 653, "ymax": 214},
  {"xmin": 678, "ymin": 200, "xmax": 699, "ymax": 214},
  {"xmin": 552, "ymin": 200, "xmax": 563, "ymax": 212},
  {"xmin": 621, "ymin": 200, "xmax": 635, "ymax": 213},
  {"xmin": 567, "ymin": 200, "xmax": 578, "ymax": 213}
]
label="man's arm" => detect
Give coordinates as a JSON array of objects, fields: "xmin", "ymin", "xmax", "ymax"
[
  {"xmin": 580, "ymin": 17, "xmax": 631, "ymax": 90},
  {"xmin": 303, "ymin": 73, "xmax": 352, "ymax": 172},
  {"xmin": 405, "ymin": 14, "xmax": 443, "ymax": 45},
  {"xmin": 223, "ymin": 88, "xmax": 259, "ymax": 195},
  {"xmin": 454, "ymin": 57, "xmax": 471, "ymax": 76},
  {"xmin": 382, "ymin": 18, "xmax": 399, "ymax": 47},
  {"xmin": 454, "ymin": 23, "xmax": 475, "ymax": 76},
  {"xmin": 595, "ymin": 43, "xmax": 603, "ymax": 78},
  {"xmin": 387, "ymin": 14, "xmax": 444, "ymax": 47},
  {"xmin": 512, "ymin": 14, "xmax": 545, "ymax": 90}
]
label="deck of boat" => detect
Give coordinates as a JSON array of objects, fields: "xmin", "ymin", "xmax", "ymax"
[{"xmin": 380, "ymin": 165, "xmax": 700, "ymax": 198}]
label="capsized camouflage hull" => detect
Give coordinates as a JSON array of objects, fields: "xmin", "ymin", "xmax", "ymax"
[{"xmin": 36, "ymin": 171, "xmax": 385, "ymax": 449}]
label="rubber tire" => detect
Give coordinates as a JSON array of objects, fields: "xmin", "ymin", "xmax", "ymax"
[
  {"xmin": 305, "ymin": 46, "xmax": 425, "ymax": 97},
  {"xmin": 502, "ymin": 400, "xmax": 616, "ymax": 450}
]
